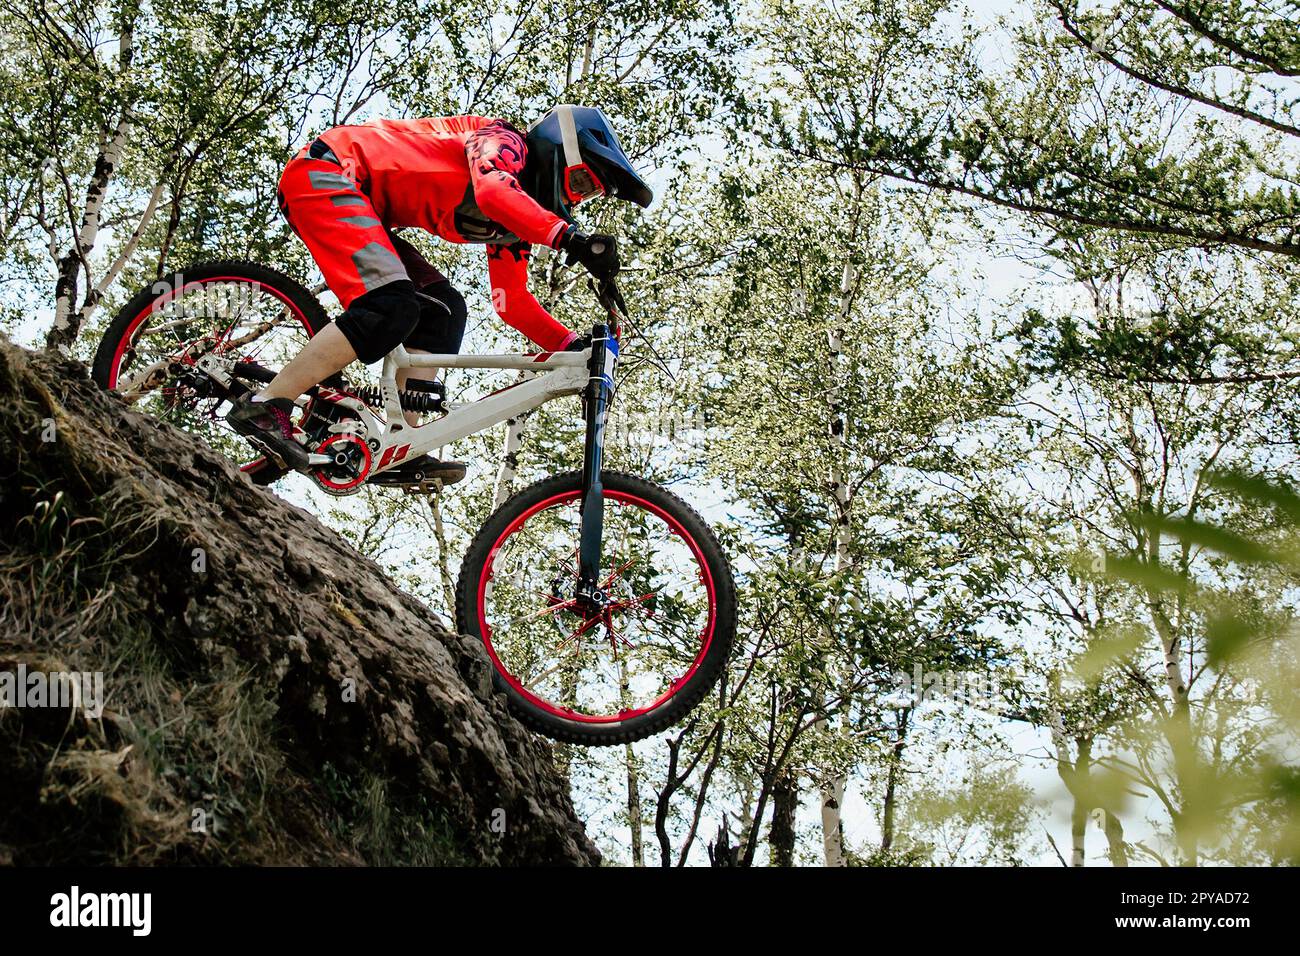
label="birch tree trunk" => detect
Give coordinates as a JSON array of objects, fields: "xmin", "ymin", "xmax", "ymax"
[
  {"xmin": 879, "ymin": 707, "xmax": 910, "ymax": 853},
  {"xmin": 427, "ymin": 482, "xmax": 457, "ymax": 613},
  {"xmin": 1069, "ymin": 745, "xmax": 1091, "ymax": 868},
  {"xmin": 1104, "ymin": 811, "xmax": 1129, "ymax": 866},
  {"xmin": 491, "ymin": 395, "xmax": 533, "ymax": 508},
  {"xmin": 619, "ymin": 657, "xmax": 644, "ymax": 865},
  {"xmin": 1048, "ymin": 696, "xmax": 1092, "ymax": 867},
  {"xmin": 818, "ymin": 253, "xmax": 858, "ymax": 867},
  {"xmin": 1154, "ymin": 608, "xmax": 1200, "ymax": 866},
  {"xmin": 79, "ymin": 175, "xmax": 166, "ymax": 320},
  {"xmin": 769, "ymin": 768, "xmax": 798, "ymax": 866},
  {"xmin": 626, "ymin": 742, "xmax": 644, "ymax": 866},
  {"xmin": 1144, "ymin": 527, "xmax": 1200, "ymax": 865},
  {"xmin": 46, "ymin": 21, "xmax": 136, "ymax": 352}
]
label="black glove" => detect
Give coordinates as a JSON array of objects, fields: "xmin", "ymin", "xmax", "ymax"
[{"xmin": 563, "ymin": 230, "xmax": 620, "ymax": 282}]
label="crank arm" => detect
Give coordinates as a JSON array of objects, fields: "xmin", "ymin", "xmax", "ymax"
[{"xmin": 243, "ymin": 436, "xmax": 328, "ymax": 471}]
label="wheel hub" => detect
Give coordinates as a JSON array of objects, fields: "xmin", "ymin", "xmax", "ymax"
[{"xmin": 574, "ymin": 583, "xmax": 608, "ymax": 616}]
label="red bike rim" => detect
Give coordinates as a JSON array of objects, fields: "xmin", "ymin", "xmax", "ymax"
[
  {"xmin": 107, "ymin": 276, "xmax": 313, "ymax": 389},
  {"xmin": 477, "ymin": 489, "xmax": 718, "ymax": 724}
]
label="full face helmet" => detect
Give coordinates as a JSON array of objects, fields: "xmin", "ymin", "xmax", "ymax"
[{"xmin": 523, "ymin": 104, "xmax": 654, "ymax": 222}]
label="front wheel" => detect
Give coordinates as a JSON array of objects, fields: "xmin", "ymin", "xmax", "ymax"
[{"xmin": 456, "ymin": 470, "xmax": 735, "ymax": 746}]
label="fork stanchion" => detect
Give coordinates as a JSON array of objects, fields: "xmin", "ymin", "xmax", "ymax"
[{"xmin": 575, "ymin": 323, "xmax": 616, "ymax": 614}]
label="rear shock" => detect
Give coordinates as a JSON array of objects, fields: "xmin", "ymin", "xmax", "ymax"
[{"xmin": 349, "ymin": 379, "xmax": 447, "ymax": 415}]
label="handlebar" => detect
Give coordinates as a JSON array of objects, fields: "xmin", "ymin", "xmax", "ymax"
[
  {"xmin": 592, "ymin": 277, "xmax": 627, "ymax": 339},
  {"xmin": 587, "ymin": 270, "xmax": 677, "ymax": 385}
]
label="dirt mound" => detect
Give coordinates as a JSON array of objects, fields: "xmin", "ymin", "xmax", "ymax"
[{"xmin": 0, "ymin": 340, "xmax": 597, "ymax": 865}]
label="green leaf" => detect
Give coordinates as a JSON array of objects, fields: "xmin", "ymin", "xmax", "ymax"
[
  {"xmin": 1205, "ymin": 611, "xmax": 1254, "ymax": 667},
  {"xmin": 1101, "ymin": 552, "xmax": 1192, "ymax": 593},
  {"xmin": 1208, "ymin": 469, "xmax": 1300, "ymax": 525},
  {"xmin": 1132, "ymin": 514, "xmax": 1278, "ymax": 565}
]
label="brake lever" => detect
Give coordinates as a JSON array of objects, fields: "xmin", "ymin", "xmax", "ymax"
[{"xmin": 591, "ymin": 276, "xmax": 628, "ymax": 320}]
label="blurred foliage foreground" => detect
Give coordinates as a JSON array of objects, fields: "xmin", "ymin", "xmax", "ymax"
[{"xmin": 1082, "ymin": 470, "xmax": 1300, "ymax": 865}]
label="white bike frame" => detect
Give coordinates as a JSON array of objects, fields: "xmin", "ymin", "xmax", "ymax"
[
  {"xmin": 306, "ymin": 327, "xmax": 621, "ymax": 611},
  {"xmin": 316, "ymin": 344, "xmax": 592, "ymax": 474}
]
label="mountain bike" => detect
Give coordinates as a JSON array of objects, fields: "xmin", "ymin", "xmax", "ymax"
[{"xmin": 90, "ymin": 260, "xmax": 734, "ymax": 745}]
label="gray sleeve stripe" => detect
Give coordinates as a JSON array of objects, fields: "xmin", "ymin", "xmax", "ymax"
[
  {"xmin": 330, "ymin": 195, "xmax": 368, "ymax": 207},
  {"xmin": 308, "ymin": 169, "xmax": 358, "ymax": 191},
  {"xmin": 338, "ymin": 215, "xmax": 382, "ymax": 228}
]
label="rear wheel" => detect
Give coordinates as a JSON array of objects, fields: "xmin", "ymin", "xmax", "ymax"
[
  {"xmin": 456, "ymin": 470, "xmax": 735, "ymax": 745},
  {"xmin": 91, "ymin": 261, "xmax": 329, "ymax": 459}
]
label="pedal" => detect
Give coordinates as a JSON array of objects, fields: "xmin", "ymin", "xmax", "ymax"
[
  {"xmin": 401, "ymin": 477, "xmax": 457, "ymax": 498},
  {"xmin": 240, "ymin": 456, "xmax": 288, "ymax": 486},
  {"xmin": 402, "ymin": 479, "xmax": 444, "ymax": 496},
  {"xmin": 195, "ymin": 353, "xmax": 235, "ymax": 387},
  {"xmin": 243, "ymin": 434, "xmax": 289, "ymax": 471}
]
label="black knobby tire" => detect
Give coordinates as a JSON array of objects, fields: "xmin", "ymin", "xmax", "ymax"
[
  {"xmin": 91, "ymin": 260, "xmax": 330, "ymax": 390},
  {"xmin": 456, "ymin": 470, "xmax": 736, "ymax": 746}
]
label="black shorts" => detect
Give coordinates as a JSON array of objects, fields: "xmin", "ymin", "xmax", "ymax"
[
  {"xmin": 404, "ymin": 279, "xmax": 467, "ymax": 354},
  {"xmin": 385, "ymin": 233, "xmax": 467, "ymax": 355},
  {"xmin": 333, "ymin": 235, "xmax": 468, "ymax": 361}
]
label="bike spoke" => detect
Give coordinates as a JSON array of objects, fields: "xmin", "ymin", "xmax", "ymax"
[
  {"xmin": 105, "ymin": 276, "xmax": 316, "ymax": 450},
  {"xmin": 479, "ymin": 488, "xmax": 715, "ymax": 721}
]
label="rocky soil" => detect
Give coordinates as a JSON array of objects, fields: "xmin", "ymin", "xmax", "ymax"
[{"xmin": 0, "ymin": 339, "xmax": 598, "ymax": 865}]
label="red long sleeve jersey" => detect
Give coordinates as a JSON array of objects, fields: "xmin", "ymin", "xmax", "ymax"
[{"xmin": 308, "ymin": 115, "xmax": 573, "ymax": 350}]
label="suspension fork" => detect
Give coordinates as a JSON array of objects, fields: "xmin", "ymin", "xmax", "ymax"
[{"xmin": 575, "ymin": 323, "xmax": 617, "ymax": 613}]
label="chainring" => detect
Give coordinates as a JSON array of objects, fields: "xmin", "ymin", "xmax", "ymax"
[{"xmin": 309, "ymin": 433, "xmax": 372, "ymax": 495}]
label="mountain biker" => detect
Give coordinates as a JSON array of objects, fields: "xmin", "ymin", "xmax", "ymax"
[{"xmin": 227, "ymin": 105, "xmax": 653, "ymax": 480}]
